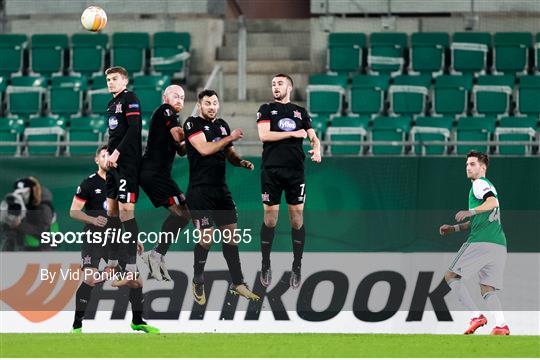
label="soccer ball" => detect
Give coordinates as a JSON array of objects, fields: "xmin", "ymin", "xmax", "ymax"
[{"xmin": 81, "ymin": 6, "xmax": 107, "ymax": 32}]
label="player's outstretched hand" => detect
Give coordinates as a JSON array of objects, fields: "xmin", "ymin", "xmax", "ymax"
[
  {"xmin": 230, "ymin": 129, "xmax": 244, "ymax": 141},
  {"xmin": 439, "ymin": 224, "xmax": 454, "ymax": 236},
  {"xmin": 92, "ymin": 215, "xmax": 108, "ymax": 227},
  {"xmin": 455, "ymin": 210, "xmax": 473, "ymax": 222},
  {"xmin": 309, "ymin": 149, "xmax": 322, "ymax": 163},
  {"xmin": 292, "ymin": 129, "xmax": 307, "ymax": 139},
  {"xmin": 171, "ymin": 127, "xmax": 184, "ymax": 142},
  {"xmin": 240, "ymin": 160, "xmax": 254, "ymax": 170}
]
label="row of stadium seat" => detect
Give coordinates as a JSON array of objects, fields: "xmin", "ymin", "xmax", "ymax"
[
  {"xmin": 2, "ymin": 113, "xmax": 537, "ymax": 156},
  {"xmin": 306, "ymin": 73, "xmax": 540, "ymax": 118},
  {"xmin": 0, "ymin": 114, "xmax": 153, "ymax": 156},
  {"xmin": 327, "ymin": 32, "xmax": 540, "ymax": 76},
  {"xmin": 0, "ymin": 32, "xmax": 190, "ymax": 79},
  {"xmin": 311, "ymin": 115, "xmax": 540, "ymax": 156},
  {"xmin": 0, "ymin": 74, "xmax": 170, "ymax": 118}
]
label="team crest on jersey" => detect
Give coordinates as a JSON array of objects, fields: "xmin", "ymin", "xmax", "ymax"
[
  {"xmin": 109, "ymin": 116, "xmax": 118, "ymax": 129},
  {"xmin": 293, "ymin": 110, "xmax": 302, "ymax": 119},
  {"xmin": 277, "ymin": 118, "xmax": 296, "ymax": 131},
  {"xmin": 115, "ymin": 103, "xmax": 122, "ymax": 113},
  {"xmin": 83, "ymin": 255, "xmax": 92, "ymax": 265},
  {"xmin": 220, "ymin": 126, "xmax": 227, "ymax": 135},
  {"xmin": 201, "ymin": 217, "xmax": 210, "ymax": 226}
]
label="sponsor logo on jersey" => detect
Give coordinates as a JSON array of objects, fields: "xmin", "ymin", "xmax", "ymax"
[
  {"xmin": 220, "ymin": 126, "xmax": 227, "ymax": 135},
  {"xmin": 108, "ymin": 116, "xmax": 118, "ymax": 130},
  {"xmin": 277, "ymin": 118, "xmax": 296, "ymax": 131},
  {"xmin": 115, "ymin": 103, "xmax": 122, "ymax": 113},
  {"xmin": 293, "ymin": 110, "xmax": 302, "ymax": 119},
  {"xmin": 129, "ymin": 103, "xmax": 139, "ymax": 109}
]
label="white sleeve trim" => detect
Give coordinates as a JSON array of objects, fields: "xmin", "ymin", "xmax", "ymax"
[{"xmin": 472, "ymin": 179, "xmax": 493, "ymax": 200}]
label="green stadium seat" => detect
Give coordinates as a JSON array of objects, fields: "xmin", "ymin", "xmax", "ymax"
[
  {"xmin": 30, "ymin": 34, "xmax": 69, "ymax": 76},
  {"xmin": 349, "ymin": 75, "xmax": 389, "ymax": 117},
  {"xmin": 368, "ymin": 32, "xmax": 408, "ymax": 76},
  {"xmin": 25, "ymin": 115, "xmax": 66, "ymax": 156},
  {"xmin": 496, "ymin": 116, "xmax": 538, "ymax": 155},
  {"xmin": 68, "ymin": 115, "xmax": 106, "ymax": 155},
  {"xmin": 49, "ymin": 75, "xmax": 86, "ymax": 117},
  {"xmin": 0, "ymin": 34, "xmax": 27, "ymax": 77},
  {"xmin": 494, "ymin": 32, "xmax": 532, "ymax": 75},
  {"xmin": 327, "ymin": 115, "xmax": 369, "ymax": 155},
  {"xmin": 451, "ymin": 32, "xmax": 491, "ymax": 75},
  {"xmin": 327, "ymin": 33, "xmax": 366, "ymax": 74},
  {"xmin": 133, "ymin": 75, "xmax": 170, "ymax": 89},
  {"xmin": 410, "ymin": 32, "xmax": 449, "ymax": 75},
  {"xmin": 112, "ymin": 32, "xmax": 150, "ymax": 75},
  {"xmin": 456, "ymin": 116, "xmax": 496, "ymax": 154},
  {"xmin": 71, "ymin": 33, "xmax": 109, "ymax": 77},
  {"xmin": 473, "ymin": 75, "xmax": 514, "ymax": 117},
  {"xmin": 88, "ymin": 89, "xmax": 111, "ymax": 115},
  {"xmin": 306, "ymin": 74, "xmax": 348, "ymax": 117},
  {"xmin": 433, "ymin": 75, "xmax": 473, "ymax": 117},
  {"xmin": 309, "ymin": 114, "xmax": 329, "ymax": 139},
  {"xmin": 517, "ymin": 75, "xmax": 540, "ymax": 116},
  {"xmin": 389, "ymin": 75, "xmax": 431, "ymax": 117},
  {"xmin": 371, "ymin": 116, "xmax": 411, "ymax": 155},
  {"xmin": 6, "ymin": 76, "xmax": 46, "ymax": 118},
  {"xmin": 134, "ymin": 87, "xmax": 162, "ymax": 117},
  {"xmin": 535, "ymin": 33, "xmax": 540, "ymax": 73},
  {"xmin": 0, "ymin": 76, "xmax": 6, "ymax": 116},
  {"xmin": 152, "ymin": 32, "xmax": 191, "ymax": 79},
  {"xmin": 90, "ymin": 74, "xmax": 107, "ymax": 89},
  {"xmin": 0, "ymin": 116, "xmax": 25, "ymax": 155},
  {"xmin": 411, "ymin": 116, "xmax": 453, "ymax": 155}
]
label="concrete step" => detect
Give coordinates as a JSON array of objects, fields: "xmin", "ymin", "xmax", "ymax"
[
  {"xmin": 216, "ymin": 45, "xmax": 310, "ymax": 61},
  {"xmin": 224, "ymin": 32, "xmax": 310, "ymax": 47},
  {"xmin": 217, "ymin": 60, "xmax": 312, "ymax": 74},
  {"xmin": 223, "ymin": 73, "xmax": 309, "ymax": 102},
  {"xmin": 225, "ymin": 19, "xmax": 310, "ymax": 33}
]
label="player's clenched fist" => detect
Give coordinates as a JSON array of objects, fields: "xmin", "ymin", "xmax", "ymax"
[{"xmin": 230, "ymin": 129, "xmax": 244, "ymax": 141}]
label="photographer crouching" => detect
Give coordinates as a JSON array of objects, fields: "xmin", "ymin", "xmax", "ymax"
[{"xmin": 0, "ymin": 177, "xmax": 56, "ymax": 251}]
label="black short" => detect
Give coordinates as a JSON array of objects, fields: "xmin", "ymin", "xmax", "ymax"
[
  {"xmin": 187, "ymin": 185, "xmax": 238, "ymax": 229},
  {"xmin": 106, "ymin": 165, "xmax": 139, "ymax": 203},
  {"xmin": 81, "ymin": 240, "xmax": 109, "ymax": 269},
  {"xmin": 261, "ymin": 167, "xmax": 306, "ymax": 205},
  {"xmin": 140, "ymin": 169, "xmax": 186, "ymax": 208}
]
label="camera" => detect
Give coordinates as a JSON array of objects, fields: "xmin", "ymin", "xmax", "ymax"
[{"xmin": 0, "ymin": 188, "xmax": 30, "ymax": 227}]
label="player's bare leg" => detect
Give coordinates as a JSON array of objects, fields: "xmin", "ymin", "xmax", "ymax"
[
  {"xmin": 192, "ymin": 227, "xmax": 212, "ymax": 305},
  {"xmin": 445, "ymin": 271, "xmax": 486, "ymax": 334},
  {"xmin": 143, "ymin": 204, "xmax": 190, "ymax": 281},
  {"xmin": 220, "ymin": 223, "xmax": 259, "ymax": 301},
  {"xmin": 480, "ymin": 283, "xmax": 509, "ymax": 335},
  {"xmin": 260, "ymin": 204, "xmax": 278, "ymax": 287},
  {"xmin": 288, "ymin": 203, "xmax": 304, "ymax": 289}
]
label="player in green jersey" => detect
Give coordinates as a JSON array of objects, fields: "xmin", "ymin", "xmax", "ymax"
[{"xmin": 439, "ymin": 150, "xmax": 509, "ymax": 336}]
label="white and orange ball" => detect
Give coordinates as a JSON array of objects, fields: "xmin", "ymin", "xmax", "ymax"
[{"xmin": 81, "ymin": 6, "xmax": 107, "ymax": 32}]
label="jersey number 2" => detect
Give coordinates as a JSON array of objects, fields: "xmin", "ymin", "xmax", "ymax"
[{"xmin": 119, "ymin": 179, "xmax": 127, "ymax": 192}]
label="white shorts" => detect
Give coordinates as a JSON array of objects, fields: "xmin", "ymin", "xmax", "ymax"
[{"xmin": 448, "ymin": 242, "xmax": 507, "ymax": 290}]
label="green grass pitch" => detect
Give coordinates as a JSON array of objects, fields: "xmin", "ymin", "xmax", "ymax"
[{"xmin": 1, "ymin": 333, "xmax": 539, "ymax": 357}]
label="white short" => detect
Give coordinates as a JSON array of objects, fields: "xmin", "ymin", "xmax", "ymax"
[{"xmin": 448, "ymin": 242, "xmax": 507, "ymax": 290}]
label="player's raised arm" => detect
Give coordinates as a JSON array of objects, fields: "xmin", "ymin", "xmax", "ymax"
[
  {"xmin": 225, "ymin": 146, "xmax": 254, "ymax": 170},
  {"xmin": 186, "ymin": 124, "xmax": 243, "ymax": 156},
  {"xmin": 257, "ymin": 118, "xmax": 306, "ymax": 142}
]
